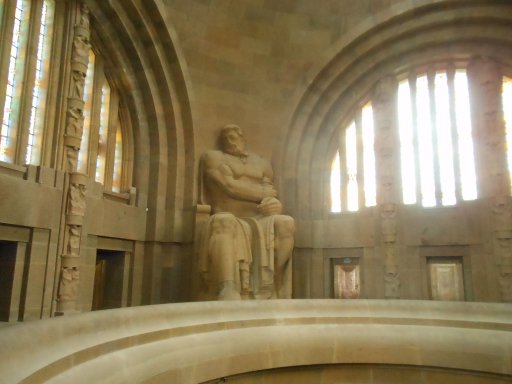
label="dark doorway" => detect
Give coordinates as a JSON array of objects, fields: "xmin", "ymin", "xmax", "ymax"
[
  {"xmin": 0, "ymin": 241, "xmax": 18, "ymax": 321},
  {"xmin": 92, "ymin": 250, "xmax": 125, "ymax": 310}
]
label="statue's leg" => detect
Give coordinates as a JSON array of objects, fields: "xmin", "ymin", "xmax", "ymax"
[
  {"xmin": 273, "ymin": 215, "xmax": 295, "ymax": 298},
  {"xmin": 208, "ymin": 213, "xmax": 241, "ymax": 300}
]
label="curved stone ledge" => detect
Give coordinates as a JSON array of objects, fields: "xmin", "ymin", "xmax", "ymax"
[{"xmin": 0, "ymin": 300, "xmax": 510, "ymax": 383}]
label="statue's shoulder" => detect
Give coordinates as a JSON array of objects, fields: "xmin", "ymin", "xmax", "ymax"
[{"xmin": 202, "ymin": 150, "xmax": 224, "ymax": 167}]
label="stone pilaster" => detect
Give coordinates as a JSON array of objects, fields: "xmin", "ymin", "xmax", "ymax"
[
  {"xmin": 56, "ymin": 2, "xmax": 90, "ymax": 315},
  {"xmin": 467, "ymin": 56, "xmax": 511, "ymax": 302},
  {"xmin": 373, "ymin": 76, "xmax": 401, "ymax": 298},
  {"xmin": 492, "ymin": 196, "xmax": 512, "ymax": 302},
  {"xmin": 467, "ymin": 56, "xmax": 508, "ymax": 198}
]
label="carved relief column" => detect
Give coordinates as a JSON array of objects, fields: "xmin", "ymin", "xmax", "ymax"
[
  {"xmin": 56, "ymin": 2, "xmax": 90, "ymax": 314},
  {"xmin": 467, "ymin": 56, "xmax": 512, "ymax": 302},
  {"xmin": 373, "ymin": 76, "xmax": 401, "ymax": 298}
]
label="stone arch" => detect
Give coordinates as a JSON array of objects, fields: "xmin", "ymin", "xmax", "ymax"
[
  {"xmin": 86, "ymin": 0, "xmax": 195, "ymax": 242},
  {"xmin": 279, "ymin": 0, "xmax": 512, "ymax": 219}
]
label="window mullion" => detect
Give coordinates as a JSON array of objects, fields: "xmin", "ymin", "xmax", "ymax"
[
  {"xmin": 428, "ymin": 68, "xmax": 442, "ymax": 206},
  {"xmin": 447, "ymin": 65, "xmax": 462, "ymax": 203},
  {"xmin": 338, "ymin": 127, "xmax": 347, "ymax": 212},
  {"xmin": 410, "ymin": 71, "xmax": 421, "ymax": 204},
  {"xmin": 103, "ymin": 90, "xmax": 119, "ymax": 190},
  {"xmin": 87, "ymin": 58, "xmax": 104, "ymax": 179},
  {"xmin": 16, "ymin": 0, "xmax": 44, "ymax": 164},
  {"xmin": 355, "ymin": 110, "xmax": 364, "ymax": 208}
]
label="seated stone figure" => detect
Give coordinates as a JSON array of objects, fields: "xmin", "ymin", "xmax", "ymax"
[{"xmin": 198, "ymin": 124, "xmax": 295, "ymax": 300}]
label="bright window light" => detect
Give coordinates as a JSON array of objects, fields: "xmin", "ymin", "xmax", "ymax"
[
  {"xmin": 362, "ymin": 103, "xmax": 376, "ymax": 207},
  {"xmin": 503, "ymin": 76, "xmax": 512, "ymax": 194},
  {"xmin": 434, "ymin": 71, "xmax": 456, "ymax": 206},
  {"xmin": 77, "ymin": 49, "xmax": 96, "ymax": 173},
  {"xmin": 95, "ymin": 82, "xmax": 111, "ymax": 183},
  {"xmin": 346, "ymin": 122, "xmax": 358, "ymax": 211},
  {"xmin": 454, "ymin": 70, "xmax": 477, "ymax": 201},
  {"xmin": 112, "ymin": 123, "xmax": 123, "ymax": 193},
  {"xmin": 26, "ymin": 0, "xmax": 54, "ymax": 165},
  {"xmin": 330, "ymin": 151, "xmax": 341, "ymax": 213},
  {"xmin": 1, "ymin": 0, "xmax": 24, "ymax": 163},
  {"xmin": 416, "ymin": 75, "xmax": 436, "ymax": 207},
  {"xmin": 398, "ymin": 80, "xmax": 417, "ymax": 204}
]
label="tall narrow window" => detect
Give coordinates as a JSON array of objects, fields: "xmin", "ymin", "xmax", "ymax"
[
  {"xmin": 362, "ymin": 103, "xmax": 376, "ymax": 207},
  {"xmin": 435, "ymin": 71, "xmax": 456, "ymax": 206},
  {"xmin": 454, "ymin": 71, "xmax": 477, "ymax": 201},
  {"xmin": 112, "ymin": 123, "xmax": 123, "ymax": 192},
  {"xmin": 26, "ymin": 0, "xmax": 54, "ymax": 165},
  {"xmin": 77, "ymin": 49, "xmax": 95, "ymax": 173},
  {"xmin": 330, "ymin": 151, "xmax": 341, "ymax": 213},
  {"xmin": 1, "ymin": 0, "xmax": 25, "ymax": 163},
  {"xmin": 398, "ymin": 69, "xmax": 476, "ymax": 207},
  {"xmin": 502, "ymin": 76, "xmax": 512, "ymax": 194},
  {"xmin": 398, "ymin": 80, "xmax": 417, "ymax": 204},
  {"xmin": 95, "ymin": 83, "xmax": 110, "ymax": 183},
  {"xmin": 416, "ymin": 74, "xmax": 436, "ymax": 207},
  {"xmin": 346, "ymin": 122, "xmax": 358, "ymax": 211},
  {"xmin": 79, "ymin": 50, "xmax": 127, "ymax": 193},
  {"xmin": 330, "ymin": 103, "xmax": 376, "ymax": 212}
]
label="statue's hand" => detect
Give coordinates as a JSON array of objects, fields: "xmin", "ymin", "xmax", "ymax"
[
  {"xmin": 258, "ymin": 197, "xmax": 282, "ymax": 216},
  {"xmin": 261, "ymin": 184, "xmax": 277, "ymax": 199}
]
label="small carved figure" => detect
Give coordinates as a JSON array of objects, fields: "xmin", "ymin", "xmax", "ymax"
[
  {"xmin": 59, "ymin": 267, "xmax": 79, "ymax": 301},
  {"xmin": 384, "ymin": 270, "xmax": 400, "ymax": 298},
  {"xmin": 66, "ymin": 147, "xmax": 78, "ymax": 172},
  {"xmin": 380, "ymin": 203, "xmax": 397, "ymax": 241},
  {"xmin": 72, "ymin": 34, "xmax": 89, "ymax": 64},
  {"xmin": 67, "ymin": 225, "xmax": 81, "ymax": 256},
  {"xmin": 66, "ymin": 106, "xmax": 84, "ymax": 141},
  {"xmin": 199, "ymin": 124, "xmax": 295, "ymax": 300},
  {"xmin": 68, "ymin": 181, "xmax": 86, "ymax": 216},
  {"xmin": 78, "ymin": 2, "xmax": 90, "ymax": 29},
  {"xmin": 71, "ymin": 70, "xmax": 86, "ymax": 100}
]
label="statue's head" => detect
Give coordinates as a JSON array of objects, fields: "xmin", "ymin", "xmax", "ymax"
[{"xmin": 219, "ymin": 124, "xmax": 247, "ymax": 156}]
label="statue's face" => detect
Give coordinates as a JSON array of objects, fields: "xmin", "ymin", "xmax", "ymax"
[{"xmin": 222, "ymin": 128, "xmax": 246, "ymax": 156}]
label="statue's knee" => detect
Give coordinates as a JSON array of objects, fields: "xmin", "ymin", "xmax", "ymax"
[
  {"xmin": 275, "ymin": 215, "xmax": 295, "ymax": 236},
  {"xmin": 211, "ymin": 213, "xmax": 237, "ymax": 235}
]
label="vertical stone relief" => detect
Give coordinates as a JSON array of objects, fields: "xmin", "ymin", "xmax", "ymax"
[
  {"xmin": 467, "ymin": 57, "xmax": 507, "ymax": 198},
  {"xmin": 373, "ymin": 76, "xmax": 399, "ymax": 205},
  {"xmin": 468, "ymin": 56, "xmax": 512, "ymax": 303},
  {"xmin": 492, "ymin": 196, "xmax": 512, "ymax": 302},
  {"xmin": 381, "ymin": 203, "xmax": 399, "ymax": 298},
  {"xmin": 56, "ymin": 2, "xmax": 90, "ymax": 315},
  {"xmin": 63, "ymin": 2, "xmax": 90, "ymax": 172},
  {"xmin": 374, "ymin": 77, "xmax": 401, "ymax": 298}
]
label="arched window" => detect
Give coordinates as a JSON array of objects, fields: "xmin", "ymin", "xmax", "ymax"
[
  {"xmin": 398, "ymin": 68, "xmax": 477, "ymax": 207},
  {"xmin": 78, "ymin": 48, "xmax": 125, "ymax": 193},
  {"xmin": 503, "ymin": 76, "xmax": 512, "ymax": 194},
  {"xmin": 330, "ymin": 67, "xmax": 482, "ymax": 212},
  {"xmin": 330, "ymin": 102, "xmax": 376, "ymax": 212},
  {"xmin": 0, "ymin": 0, "xmax": 55, "ymax": 165}
]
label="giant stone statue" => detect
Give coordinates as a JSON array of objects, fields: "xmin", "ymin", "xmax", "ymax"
[{"xmin": 198, "ymin": 124, "xmax": 295, "ymax": 300}]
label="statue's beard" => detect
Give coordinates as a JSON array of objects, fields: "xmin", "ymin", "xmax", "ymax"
[{"xmin": 226, "ymin": 142, "xmax": 248, "ymax": 157}]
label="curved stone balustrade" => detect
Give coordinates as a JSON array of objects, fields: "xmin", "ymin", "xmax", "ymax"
[{"xmin": 0, "ymin": 300, "xmax": 511, "ymax": 383}]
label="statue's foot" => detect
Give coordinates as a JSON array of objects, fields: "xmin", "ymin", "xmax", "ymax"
[{"xmin": 218, "ymin": 281, "xmax": 241, "ymax": 300}]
